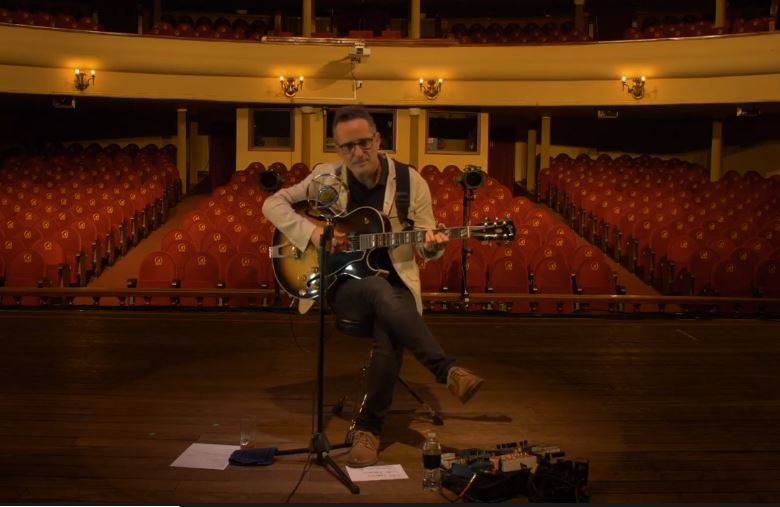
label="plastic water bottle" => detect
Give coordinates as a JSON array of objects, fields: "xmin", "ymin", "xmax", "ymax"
[{"xmin": 422, "ymin": 432, "xmax": 442, "ymax": 491}]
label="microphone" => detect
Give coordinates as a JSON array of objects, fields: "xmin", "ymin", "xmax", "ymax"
[
  {"xmin": 258, "ymin": 169, "xmax": 283, "ymax": 192},
  {"xmin": 307, "ymin": 173, "xmax": 346, "ymax": 216},
  {"xmin": 454, "ymin": 165, "xmax": 486, "ymax": 190},
  {"xmin": 317, "ymin": 184, "xmax": 340, "ymax": 208}
]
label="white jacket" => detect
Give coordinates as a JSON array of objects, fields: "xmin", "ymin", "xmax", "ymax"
[{"xmin": 261, "ymin": 154, "xmax": 443, "ymax": 314}]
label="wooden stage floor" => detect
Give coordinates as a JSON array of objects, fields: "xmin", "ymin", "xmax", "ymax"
[{"xmin": 0, "ymin": 310, "xmax": 779, "ymax": 503}]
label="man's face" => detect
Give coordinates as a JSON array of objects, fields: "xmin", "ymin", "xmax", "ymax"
[{"xmin": 333, "ymin": 118, "xmax": 381, "ymax": 180}]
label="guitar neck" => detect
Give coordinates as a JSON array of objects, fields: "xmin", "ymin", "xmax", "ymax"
[{"xmin": 351, "ymin": 225, "xmax": 477, "ymax": 251}]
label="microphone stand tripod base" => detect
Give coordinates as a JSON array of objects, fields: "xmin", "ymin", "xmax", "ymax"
[
  {"xmin": 271, "ymin": 220, "xmax": 360, "ymax": 495},
  {"xmin": 312, "ymin": 432, "xmax": 360, "ymax": 494}
]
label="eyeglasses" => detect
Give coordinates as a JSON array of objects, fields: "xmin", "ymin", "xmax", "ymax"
[{"xmin": 336, "ymin": 135, "xmax": 376, "ymax": 154}]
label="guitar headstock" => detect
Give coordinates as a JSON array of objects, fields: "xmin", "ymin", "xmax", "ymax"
[{"xmin": 472, "ymin": 218, "xmax": 516, "ymax": 241}]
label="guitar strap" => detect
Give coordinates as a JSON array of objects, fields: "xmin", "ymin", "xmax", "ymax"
[{"xmin": 394, "ymin": 160, "xmax": 413, "ymax": 231}]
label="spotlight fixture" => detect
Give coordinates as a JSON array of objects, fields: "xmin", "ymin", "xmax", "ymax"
[
  {"xmin": 280, "ymin": 75, "xmax": 304, "ymax": 98},
  {"xmin": 419, "ymin": 78, "xmax": 443, "ymax": 100},
  {"xmin": 74, "ymin": 69, "xmax": 95, "ymax": 91},
  {"xmin": 621, "ymin": 76, "xmax": 646, "ymax": 99}
]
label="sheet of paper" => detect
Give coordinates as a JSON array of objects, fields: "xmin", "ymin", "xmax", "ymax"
[
  {"xmin": 346, "ymin": 464, "xmax": 409, "ymax": 482},
  {"xmin": 170, "ymin": 443, "xmax": 240, "ymax": 470}
]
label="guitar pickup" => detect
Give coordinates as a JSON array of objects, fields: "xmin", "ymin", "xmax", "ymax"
[{"xmin": 269, "ymin": 243, "xmax": 302, "ymax": 259}]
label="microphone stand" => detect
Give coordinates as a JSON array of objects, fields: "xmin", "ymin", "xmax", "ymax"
[
  {"xmin": 275, "ymin": 217, "xmax": 360, "ymax": 495},
  {"xmin": 460, "ymin": 186, "xmax": 477, "ymax": 308}
]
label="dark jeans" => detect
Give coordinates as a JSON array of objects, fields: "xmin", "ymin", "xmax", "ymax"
[{"xmin": 329, "ymin": 275, "xmax": 455, "ymax": 435}]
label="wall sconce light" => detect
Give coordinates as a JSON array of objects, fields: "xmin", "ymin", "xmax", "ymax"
[
  {"xmin": 280, "ymin": 76, "xmax": 304, "ymax": 98},
  {"xmin": 74, "ymin": 69, "xmax": 95, "ymax": 91},
  {"xmin": 419, "ymin": 78, "xmax": 443, "ymax": 100},
  {"xmin": 621, "ymin": 76, "xmax": 646, "ymax": 99}
]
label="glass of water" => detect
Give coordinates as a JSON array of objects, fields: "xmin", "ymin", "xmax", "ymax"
[{"xmin": 240, "ymin": 416, "xmax": 256, "ymax": 449}]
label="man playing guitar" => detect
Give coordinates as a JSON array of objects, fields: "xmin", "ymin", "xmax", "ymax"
[{"xmin": 262, "ymin": 106, "xmax": 484, "ymax": 468}]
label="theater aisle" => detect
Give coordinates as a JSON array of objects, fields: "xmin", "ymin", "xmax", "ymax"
[{"xmin": 89, "ymin": 194, "xmax": 210, "ymax": 288}]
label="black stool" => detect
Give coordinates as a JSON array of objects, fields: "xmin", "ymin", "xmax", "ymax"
[{"xmin": 332, "ymin": 317, "xmax": 444, "ymax": 427}]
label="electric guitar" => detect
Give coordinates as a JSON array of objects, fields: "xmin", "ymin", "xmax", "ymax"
[{"xmin": 270, "ymin": 204, "xmax": 515, "ymax": 300}]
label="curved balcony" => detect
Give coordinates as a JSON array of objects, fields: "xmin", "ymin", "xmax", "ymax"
[{"xmin": 1, "ymin": 23, "xmax": 779, "ymax": 106}]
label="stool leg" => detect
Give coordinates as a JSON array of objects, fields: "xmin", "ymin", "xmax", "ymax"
[
  {"xmin": 335, "ymin": 365, "xmax": 444, "ymax": 442},
  {"xmin": 397, "ymin": 377, "xmax": 444, "ymax": 426},
  {"xmin": 332, "ymin": 365, "xmax": 369, "ymax": 416}
]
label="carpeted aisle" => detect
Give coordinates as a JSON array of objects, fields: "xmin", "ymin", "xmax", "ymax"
[{"xmin": 89, "ymin": 194, "xmax": 210, "ymax": 289}]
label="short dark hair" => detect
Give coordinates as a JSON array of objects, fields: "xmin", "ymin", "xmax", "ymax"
[{"xmin": 331, "ymin": 106, "xmax": 377, "ymax": 135}]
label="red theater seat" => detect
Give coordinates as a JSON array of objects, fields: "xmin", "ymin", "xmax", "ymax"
[
  {"xmin": 164, "ymin": 239, "xmax": 197, "ymax": 278},
  {"xmin": 13, "ymin": 227, "xmax": 42, "ymax": 248},
  {"xmin": 185, "ymin": 220, "xmax": 215, "ymax": 248},
  {"xmin": 54, "ymin": 227, "xmax": 83, "ymax": 286},
  {"xmin": 443, "ymin": 248, "xmax": 487, "ymax": 295},
  {"xmin": 180, "ymin": 253, "xmax": 222, "ymax": 306},
  {"xmin": 487, "ymin": 254, "xmax": 529, "ymax": 296},
  {"xmin": 754, "ymin": 260, "xmax": 780, "ymax": 298},
  {"xmin": 205, "ymin": 240, "xmax": 238, "ymax": 277},
  {"xmin": 530, "ymin": 257, "xmax": 575, "ymax": 314},
  {"xmin": 529, "ymin": 245, "xmax": 570, "ymax": 275},
  {"xmin": 573, "ymin": 244, "xmax": 604, "ymax": 271},
  {"xmin": 33, "ymin": 239, "xmax": 69, "ymax": 287},
  {"xmin": 174, "ymin": 23, "xmax": 196, "ymax": 37},
  {"xmin": 3, "ymin": 250, "xmax": 48, "ymax": 305},
  {"xmin": 348, "ymin": 30, "xmax": 374, "ymax": 38},
  {"xmin": 130, "ymin": 251, "xmax": 177, "ymax": 306},
  {"xmin": 151, "ymin": 21, "xmax": 175, "ymax": 36},
  {"xmin": 711, "ymin": 260, "xmax": 753, "ymax": 297}
]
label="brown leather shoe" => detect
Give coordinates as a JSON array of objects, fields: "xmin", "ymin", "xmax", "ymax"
[
  {"xmin": 346, "ymin": 430, "xmax": 380, "ymax": 467},
  {"xmin": 447, "ymin": 366, "xmax": 484, "ymax": 404}
]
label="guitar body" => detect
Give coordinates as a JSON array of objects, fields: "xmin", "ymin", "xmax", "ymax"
[{"xmin": 271, "ymin": 206, "xmax": 392, "ymax": 299}]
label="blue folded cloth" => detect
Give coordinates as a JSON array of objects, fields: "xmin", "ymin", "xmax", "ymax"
[{"xmin": 229, "ymin": 447, "xmax": 278, "ymax": 466}]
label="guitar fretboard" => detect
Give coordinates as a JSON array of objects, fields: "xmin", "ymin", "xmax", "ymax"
[{"xmin": 350, "ymin": 227, "xmax": 477, "ymax": 251}]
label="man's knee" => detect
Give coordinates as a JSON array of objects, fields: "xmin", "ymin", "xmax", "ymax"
[
  {"xmin": 352, "ymin": 277, "xmax": 412, "ymax": 315},
  {"xmin": 357, "ymin": 276, "xmax": 395, "ymax": 301}
]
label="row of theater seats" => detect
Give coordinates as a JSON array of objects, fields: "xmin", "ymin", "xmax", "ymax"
[
  {"xmin": 625, "ymin": 16, "xmax": 773, "ymax": 39},
  {"xmin": 543, "ymin": 153, "xmax": 780, "ymax": 299},
  {"xmin": 0, "ymin": 8, "xmax": 102, "ymax": 31},
  {"xmin": 154, "ymin": 14, "xmax": 406, "ymax": 39},
  {"xmin": 0, "ymin": 143, "xmax": 181, "ymax": 303},
  {"xmin": 449, "ymin": 21, "xmax": 592, "ymax": 43},
  {"xmin": 147, "ymin": 20, "xmax": 268, "ymax": 40},
  {"xmin": 417, "ymin": 164, "xmax": 625, "ymax": 313},
  {"xmin": 4, "ymin": 9, "xmax": 773, "ymax": 43},
  {"xmin": 129, "ymin": 161, "xmax": 307, "ymax": 306},
  {"xmin": 147, "ymin": 23, "xmax": 406, "ymax": 40}
]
